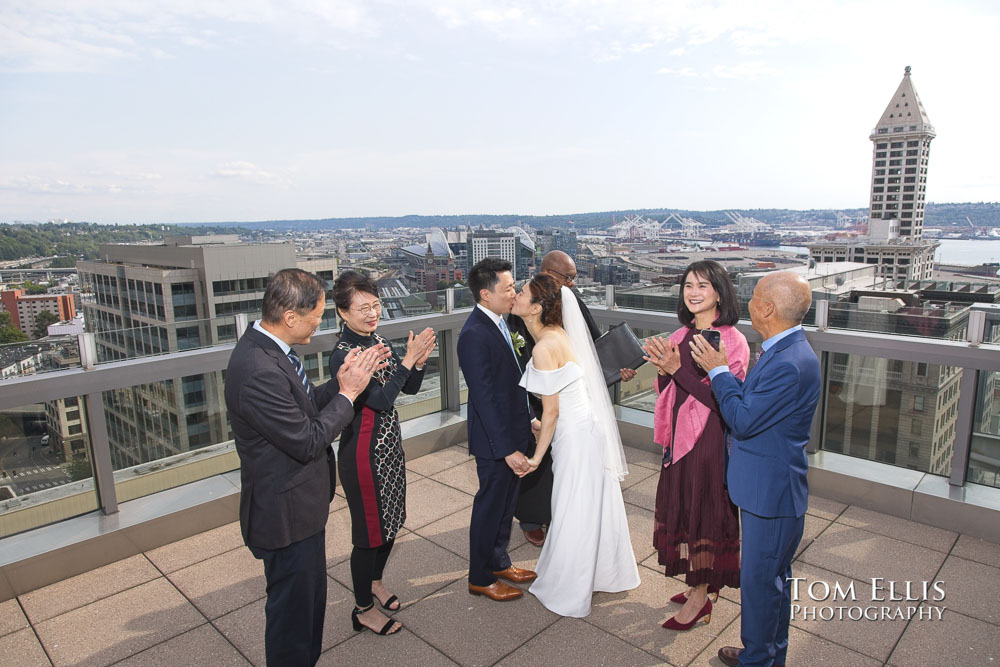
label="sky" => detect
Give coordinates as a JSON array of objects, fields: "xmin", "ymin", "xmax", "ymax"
[{"xmin": 1, "ymin": 0, "xmax": 998, "ymax": 224}]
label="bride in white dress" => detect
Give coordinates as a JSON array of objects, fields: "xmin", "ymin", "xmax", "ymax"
[{"xmin": 512, "ymin": 275, "xmax": 640, "ymax": 617}]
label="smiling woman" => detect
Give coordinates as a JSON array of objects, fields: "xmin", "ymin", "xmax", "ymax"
[{"xmin": 328, "ymin": 270, "xmax": 435, "ymax": 636}]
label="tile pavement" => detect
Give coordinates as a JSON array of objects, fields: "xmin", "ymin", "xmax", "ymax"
[{"xmin": 1, "ymin": 444, "xmax": 998, "ymax": 666}]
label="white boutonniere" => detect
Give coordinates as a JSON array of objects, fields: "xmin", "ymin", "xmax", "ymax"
[{"xmin": 511, "ymin": 331, "xmax": 526, "ymax": 356}]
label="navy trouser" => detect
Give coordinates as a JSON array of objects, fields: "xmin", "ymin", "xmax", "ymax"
[
  {"xmin": 469, "ymin": 456, "xmax": 520, "ymax": 586},
  {"xmin": 251, "ymin": 530, "xmax": 327, "ymax": 666},
  {"xmin": 738, "ymin": 510, "xmax": 805, "ymax": 667}
]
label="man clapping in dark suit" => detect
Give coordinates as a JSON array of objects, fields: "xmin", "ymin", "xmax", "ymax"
[
  {"xmin": 690, "ymin": 271, "xmax": 821, "ymax": 667},
  {"xmin": 225, "ymin": 268, "xmax": 389, "ymax": 666}
]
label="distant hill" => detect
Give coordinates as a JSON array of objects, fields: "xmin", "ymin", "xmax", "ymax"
[{"xmin": 176, "ymin": 202, "xmax": 999, "ymax": 231}]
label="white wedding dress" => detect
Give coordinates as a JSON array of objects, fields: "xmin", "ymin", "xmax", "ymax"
[{"xmin": 520, "ymin": 358, "xmax": 640, "ymax": 617}]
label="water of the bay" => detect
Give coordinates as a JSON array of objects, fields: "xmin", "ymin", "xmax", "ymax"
[{"xmin": 780, "ymin": 239, "xmax": 1000, "ymax": 266}]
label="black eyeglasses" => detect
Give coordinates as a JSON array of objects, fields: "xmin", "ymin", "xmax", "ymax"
[{"xmin": 548, "ymin": 268, "xmax": 577, "ymax": 283}]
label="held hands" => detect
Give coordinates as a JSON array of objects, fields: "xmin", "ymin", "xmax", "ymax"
[
  {"xmin": 403, "ymin": 327, "xmax": 436, "ymax": 369},
  {"xmin": 642, "ymin": 336, "xmax": 681, "ymax": 376},
  {"xmin": 505, "ymin": 450, "xmax": 534, "ymax": 477},
  {"xmin": 337, "ymin": 344, "xmax": 391, "ymax": 402},
  {"xmin": 689, "ymin": 334, "xmax": 729, "ymax": 373}
]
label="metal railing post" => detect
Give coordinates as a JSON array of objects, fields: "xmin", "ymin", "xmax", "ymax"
[
  {"xmin": 815, "ymin": 300, "xmax": 830, "ymax": 331},
  {"xmin": 79, "ymin": 333, "xmax": 97, "ymax": 370},
  {"xmin": 439, "ymin": 328, "xmax": 461, "ymax": 412},
  {"xmin": 950, "ymin": 366, "xmax": 978, "ymax": 487},
  {"xmin": 605, "ymin": 284, "xmax": 615, "ymax": 310},
  {"xmin": 234, "ymin": 313, "xmax": 249, "ymax": 340},
  {"xmin": 84, "ymin": 391, "xmax": 118, "ymax": 514}
]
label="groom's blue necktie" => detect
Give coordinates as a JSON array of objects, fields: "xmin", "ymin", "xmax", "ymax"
[{"xmin": 498, "ymin": 317, "xmax": 518, "ymax": 363}]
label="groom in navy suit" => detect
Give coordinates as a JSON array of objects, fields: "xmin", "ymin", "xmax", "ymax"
[
  {"xmin": 690, "ymin": 271, "xmax": 821, "ymax": 667},
  {"xmin": 458, "ymin": 258, "xmax": 538, "ymax": 601}
]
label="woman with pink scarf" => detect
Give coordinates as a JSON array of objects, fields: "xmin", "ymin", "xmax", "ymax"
[{"xmin": 642, "ymin": 260, "xmax": 749, "ymax": 632}]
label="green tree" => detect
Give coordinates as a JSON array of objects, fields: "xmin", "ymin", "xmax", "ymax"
[
  {"xmin": 0, "ymin": 312, "xmax": 28, "ymax": 343},
  {"xmin": 66, "ymin": 454, "xmax": 92, "ymax": 481},
  {"xmin": 49, "ymin": 256, "xmax": 78, "ymax": 268},
  {"xmin": 32, "ymin": 311, "xmax": 61, "ymax": 338},
  {"xmin": 20, "ymin": 281, "xmax": 48, "ymax": 294}
]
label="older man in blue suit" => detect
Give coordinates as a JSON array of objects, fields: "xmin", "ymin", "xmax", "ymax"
[{"xmin": 690, "ymin": 271, "xmax": 821, "ymax": 667}]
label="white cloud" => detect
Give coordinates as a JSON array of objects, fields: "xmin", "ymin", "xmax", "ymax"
[
  {"xmin": 657, "ymin": 66, "xmax": 697, "ymax": 77},
  {"xmin": 210, "ymin": 161, "xmax": 290, "ymax": 187},
  {"xmin": 712, "ymin": 61, "xmax": 776, "ymax": 79}
]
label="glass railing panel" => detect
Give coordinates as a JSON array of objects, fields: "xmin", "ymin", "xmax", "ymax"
[
  {"xmin": 386, "ymin": 335, "xmax": 441, "ymax": 422},
  {"xmin": 576, "ymin": 285, "xmax": 606, "ymax": 307},
  {"xmin": 969, "ymin": 369, "xmax": 1000, "ymax": 488},
  {"xmin": 89, "ymin": 315, "xmax": 243, "ymax": 363},
  {"xmin": 103, "ymin": 371, "xmax": 237, "ymax": 503},
  {"xmin": 453, "ymin": 288, "xmax": 475, "ymax": 310},
  {"xmin": 826, "ymin": 302, "xmax": 968, "ymax": 338},
  {"xmin": 821, "ymin": 353, "xmax": 961, "ymax": 475},
  {"xmin": 0, "ymin": 337, "xmax": 84, "ymax": 377},
  {"xmin": 0, "ymin": 396, "xmax": 98, "ymax": 538}
]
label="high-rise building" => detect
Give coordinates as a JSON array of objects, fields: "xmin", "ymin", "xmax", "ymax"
[
  {"xmin": 535, "ymin": 229, "xmax": 578, "ymax": 260},
  {"xmin": 77, "ymin": 235, "xmax": 336, "ymax": 469},
  {"xmin": 808, "ymin": 67, "xmax": 939, "ymax": 286},
  {"xmin": 468, "ymin": 228, "xmax": 535, "ymax": 280}
]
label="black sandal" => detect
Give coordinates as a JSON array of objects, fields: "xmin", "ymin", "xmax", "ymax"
[
  {"xmin": 351, "ymin": 604, "xmax": 402, "ymax": 635},
  {"xmin": 377, "ymin": 593, "xmax": 400, "ymax": 612}
]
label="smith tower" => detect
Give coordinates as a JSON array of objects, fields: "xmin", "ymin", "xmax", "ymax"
[
  {"xmin": 868, "ymin": 65, "xmax": 935, "ymax": 239},
  {"xmin": 809, "ymin": 67, "xmax": 939, "ymax": 286}
]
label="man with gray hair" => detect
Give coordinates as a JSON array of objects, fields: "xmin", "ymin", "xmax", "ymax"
[
  {"xmin": 690, "ymin": 271, "xmax": 821, "ymax": 667},
  {"xmin": 226, "ymin": 268, "xmax": 389, "ymax": 665}
]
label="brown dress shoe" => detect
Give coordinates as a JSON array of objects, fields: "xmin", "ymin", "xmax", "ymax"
[
  {"xmin": 493, "ymin": 565, "xmax": 538, "ymax": 584},
  {"xmin": 718, "ymin": 646, "xmax": 741, "ymax": 667},
  {"xmin": 718, "ymin": 646, "xmax": 784, "ymax": 667},
  {"xmin": 523, "ymin": 528, "xmax": 546, "ymax": 546},
  {"xmin": 468, "ymin": 580, "xmax": 523, "ymax": 601}
]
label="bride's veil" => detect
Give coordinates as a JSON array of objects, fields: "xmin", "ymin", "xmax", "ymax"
[{"xmin": 560, "ymin": 286, "xmax": 629, "ymax": 481}]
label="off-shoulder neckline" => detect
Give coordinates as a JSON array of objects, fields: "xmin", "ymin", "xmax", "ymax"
[{"xmin": 526, "ymin": 359, "xmax": 581, "ymax": 373}]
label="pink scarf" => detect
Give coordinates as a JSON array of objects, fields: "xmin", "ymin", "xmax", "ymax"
[{"xmin": 653, "ymin": 324, "xmax": 749, "ymax": 467}]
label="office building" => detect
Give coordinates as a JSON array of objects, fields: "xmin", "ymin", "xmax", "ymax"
[{"xmin": 536, "ymin": 229, "xmax": 578, "ymax": 259}]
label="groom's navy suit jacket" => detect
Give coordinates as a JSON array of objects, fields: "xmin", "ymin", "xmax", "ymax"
[{"xmin": 458, "ymin": 306, "xmax": 534, "ymax": 460}]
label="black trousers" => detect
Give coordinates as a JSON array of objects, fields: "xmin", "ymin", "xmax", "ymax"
[
  {"xmin": 351, "ymin": 539, "xmax": 395, "ymax": 607},
  {"xmin": 250, "ymin": 530, "xmax": 327, "ymax": 667}
]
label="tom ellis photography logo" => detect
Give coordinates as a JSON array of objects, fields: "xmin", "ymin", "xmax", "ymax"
[{"xmin": 789, "ymin": 578, "xmax": 946, "ymax": 621}]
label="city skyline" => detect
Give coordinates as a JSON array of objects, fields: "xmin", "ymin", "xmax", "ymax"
[{"xmin": 2, "ymin": 0, "xmax": 998, "ymax": 224}]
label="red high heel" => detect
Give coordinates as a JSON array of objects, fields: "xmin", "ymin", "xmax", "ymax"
[
  {"xmin": 662, "ymin": 598, "xmax": 712, "ymax": 631},
  {"xmin": 669, "ymin": 585, "xmax": 719, "ymax": 604}
]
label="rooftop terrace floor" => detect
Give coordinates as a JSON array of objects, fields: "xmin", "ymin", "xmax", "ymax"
[{"xmin": 3, "ymin": 445, "xmax": 999, "ymax": 666}]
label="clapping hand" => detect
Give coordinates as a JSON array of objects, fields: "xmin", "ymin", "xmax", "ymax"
[
  {"xmin": 337, "ymin": 344, "xmax": 391, "ymax": 402},
  {"xmin": 403, "ymin": 327, "xmax": 436, "ymax": 369},
  {"xmin": 643, "ymin": 336, "xmax": 681, "ymax": 375}
]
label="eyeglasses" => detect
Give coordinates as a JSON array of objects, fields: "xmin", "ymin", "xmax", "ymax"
[
  {"xmin": 547, "ymin": 268, "xmax": 577, "ymax": 283},
  {"xmin": 351, "ymin": 301, "xmax": 382, "ymax": 316}
]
